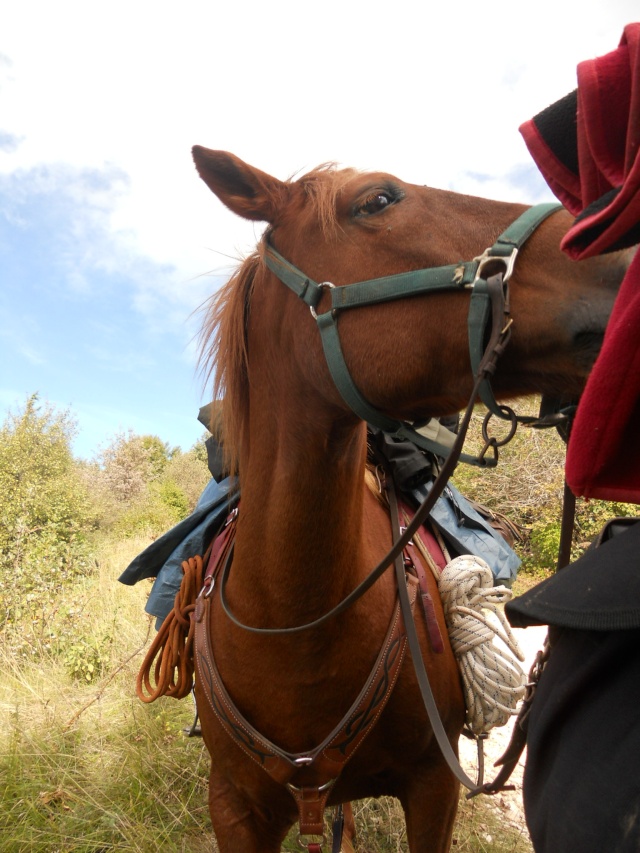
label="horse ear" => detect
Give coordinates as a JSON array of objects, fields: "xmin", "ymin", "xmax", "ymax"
[{"xmin": 192, "ymin": 147, "xmax": 288, "ymax": 223}]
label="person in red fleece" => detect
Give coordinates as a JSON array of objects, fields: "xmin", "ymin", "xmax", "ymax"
[
  {"xmin": 521, "ymin": 23, "xmax": 640, "ymax": 502},
  {"xmin": 506, "ymin": 24, "xmax": 640, "ymax": 853}
]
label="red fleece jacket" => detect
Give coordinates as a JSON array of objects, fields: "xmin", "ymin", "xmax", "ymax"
[{"xmin": 519, "ymin": 23, "xmax": 640, "ymax": 502}]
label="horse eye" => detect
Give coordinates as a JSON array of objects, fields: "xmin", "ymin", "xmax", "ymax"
[{"xmin": 355, "ymin": 191, "xmax": 394, "ymax": 216}]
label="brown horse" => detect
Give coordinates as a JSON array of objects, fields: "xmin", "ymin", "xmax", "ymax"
[{"xmin": 191, "ymin": 148, "xmax": 628, "ymax": 852}]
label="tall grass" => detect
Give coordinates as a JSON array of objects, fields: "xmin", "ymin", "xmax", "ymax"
[
  {"xmin": 1, "ymin": 537, "xmax": 211, "ymax": 852},
  {"xmin": 1, "ymin": 538, "xmax": 532, "ymax": 852}
]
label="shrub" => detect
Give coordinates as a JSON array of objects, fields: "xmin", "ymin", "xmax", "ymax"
[
  {"xmin": 162, "ymin": 447, "xmax": 211, "ymax": 512},
  {"xmin": 0, "ymin": 396, "xmax": 96, "ymax": 634},
  {"xmin": 89, "ymin": 434, "xmax": 210, "ymax": 537},
  {"xmin": 111, "ymin": 493, "xmax": 181, "ymax": 539},
  {"xmin": 96, "ymin": 431, "xmax": 176, "ymax": 504},
  {"xmin": 64, "ymin": 634, "xmax": 113, "ymax": 683}
]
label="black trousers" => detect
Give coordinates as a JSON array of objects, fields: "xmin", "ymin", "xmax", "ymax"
[{"xmin": 524, "ymin": 625, "xmax": 640, "ymax": 852}]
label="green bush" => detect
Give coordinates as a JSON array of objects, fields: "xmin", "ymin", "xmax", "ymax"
[
  {"xmin": 0, "ymin": 396, "xmax": 97, "ymax": 634},
  {"xmin": 523, "ymin": 521, "xmax": 562, "ymax": 575},
  {"xmin": 64, "ymin": 634, "xmax": 113, "ymax": 683},
  {"xmin": 161, "ymin": 447, "xmax": 211, "ymax": 512},
  {"xmin": 88, "ymin": 434, "xmax": 210, "ymax": 537}
]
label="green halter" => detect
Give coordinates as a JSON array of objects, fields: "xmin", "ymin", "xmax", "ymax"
[{"xmin": 264, "ymin": 202, "xmax": 562, "ymax": 467}]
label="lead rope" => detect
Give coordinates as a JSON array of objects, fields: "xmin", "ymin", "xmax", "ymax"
[{"xmin": 136, "ymin": 555, "xmax": 205, "ymax": 702}]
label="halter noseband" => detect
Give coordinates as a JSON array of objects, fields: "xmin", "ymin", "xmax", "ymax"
[{"xmin": 264, "ymin": 202, "xmax": 562, "ymax": 467}]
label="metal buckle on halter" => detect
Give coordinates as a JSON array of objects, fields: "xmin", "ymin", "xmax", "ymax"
[
  {"xmin": 309, "ymin": 282, "xmax": 336, "ymax": 320},
  {"xmin": 470, "ymin": 247, "xmax": 519, "ymax": 288}
]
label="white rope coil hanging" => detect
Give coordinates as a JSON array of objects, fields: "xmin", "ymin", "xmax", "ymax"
[{"xmin": 438, "ymin": 554, "xmax": 526, "ymax": 735}]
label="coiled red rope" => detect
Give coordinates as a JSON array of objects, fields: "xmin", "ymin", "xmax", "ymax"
[{"xmin": 136, "ymin": 555, "xmax": 205, "ymax": 703}]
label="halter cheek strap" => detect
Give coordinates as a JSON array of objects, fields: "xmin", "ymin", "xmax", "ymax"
[{"xmin": 265, "ymin": 202, "xmax": 562, "ymax": 467}]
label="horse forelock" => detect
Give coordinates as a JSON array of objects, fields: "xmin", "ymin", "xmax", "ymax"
[{"xmin": 294, "ymin": 163, "xmax": 362, "ymax": 236}]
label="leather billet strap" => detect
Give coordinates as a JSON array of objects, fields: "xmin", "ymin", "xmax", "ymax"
[
  {"xmin": 398, "ymin": 499, "xmax": 447, "ymax": 655},
  {"xmin": 386, "ymin": 476, "xmax": 484, "ymax": 795},
  {"xmin": 199, "ymin": 507, "xmax": 238, "ymax": 598}
]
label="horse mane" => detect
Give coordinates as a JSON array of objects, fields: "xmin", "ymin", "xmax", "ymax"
[
  {"xmin": 198, "ymin": 164, "xmax": 362, "ymax": 476},
  {"xmin": 198, "ymin": 250, "xmax": 260, "ymax": 477}
]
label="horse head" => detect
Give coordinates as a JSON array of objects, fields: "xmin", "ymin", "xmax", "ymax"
[{"xmin": 194, "ymin": 147, "xmax": 627, "ymax": 465}]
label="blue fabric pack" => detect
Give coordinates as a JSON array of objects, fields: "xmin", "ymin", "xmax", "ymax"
[
  {"xmin": 119, "ymin": 475, "xmax": 519, "ymax": 627},
  {"xmin": 119, "ymin": 477, "xmax": 237, "ymax": 627},
  {"xmin": 411, "ymin": 480, "xmax": 520, "ymax": 586}
]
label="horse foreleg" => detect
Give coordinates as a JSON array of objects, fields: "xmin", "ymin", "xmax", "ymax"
[
  {"xmin": 399, "ymin": 764, "xmax": 460, "ymax": 853},
  {"xmin": 207, "ymin": 769, "xmax": 292, "ymax": 853}
]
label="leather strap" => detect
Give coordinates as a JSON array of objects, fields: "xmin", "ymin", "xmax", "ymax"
[
  {"xmin": 288, "ymin": 784, "xmax": 331, "ymax": 839},
  {"xmin": 399, "ymin": 502, "xmax": 445, "ymax": 655},
  {"xmin": 217, "ymin": 364, "xmax": 490, "ymax": 637},
  {"xmin": 199, "ymin": 508, "xmax": 238, "ymax": 597},
  {"xmin": 387, "ymin": 476, "xmax": 483, "ymax": 794},
  {"xmin": 195, "ymin": 582, "xmax": 415, "ymax": 786}
]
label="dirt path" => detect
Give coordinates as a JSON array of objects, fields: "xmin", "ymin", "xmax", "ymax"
[{"xmin": 457, "ymin": 623, "xmax": 548, "ymax": 841}]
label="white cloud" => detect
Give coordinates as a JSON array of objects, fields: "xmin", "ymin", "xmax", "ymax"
[
  {"xmin": 1, "ymin": 0, "xmax": 637, "ymax": 281},
  {"xmin": 1, "ymin": 0, "xmax": 637, "ymax": 456}
]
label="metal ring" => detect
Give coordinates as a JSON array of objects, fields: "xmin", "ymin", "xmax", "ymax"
[
  {"xmin": 298, "ymin": 833, "xmax": 326, "ymax": 849},
  {"xmin": 481, "ymin": 407, "xmax": 518, "ymax": 448},
  {"xmin": 309, "ymin": 281, "xmax": 336, "ymax": 320}
]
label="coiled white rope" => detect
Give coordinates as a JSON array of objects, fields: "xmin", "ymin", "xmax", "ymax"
[{"xmin": 438, "ymin": 554, "xmax": 526, "ymax": 735}]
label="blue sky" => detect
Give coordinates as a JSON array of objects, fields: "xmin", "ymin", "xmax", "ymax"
[
  {"xmin": 0, "ymin": 160, "xmax": 221, "ymax": 457},
  {"xmin": 1, "ymin": 1, "xmax": 636, "ymax": 459}
]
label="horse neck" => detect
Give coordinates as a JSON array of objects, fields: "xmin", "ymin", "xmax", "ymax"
[{"xmin": 231, "ymin": 384, "xmax": 377, "ymax": 627}]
